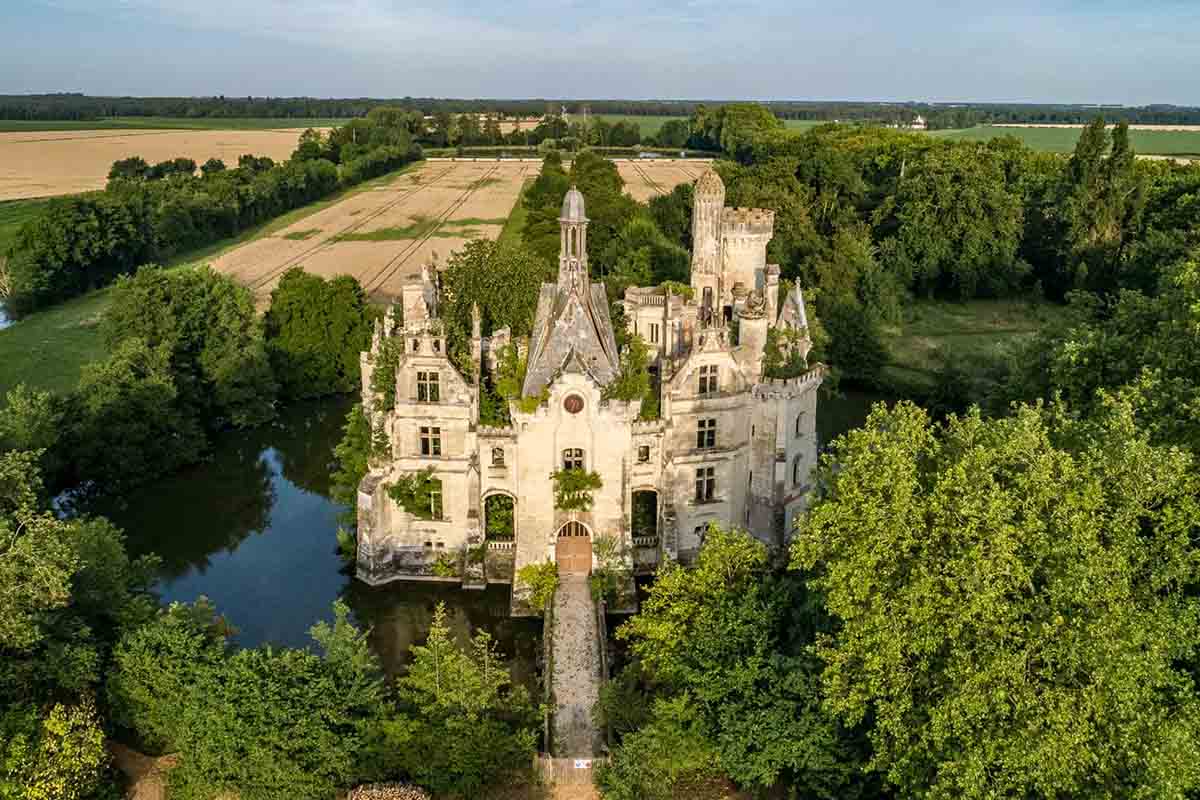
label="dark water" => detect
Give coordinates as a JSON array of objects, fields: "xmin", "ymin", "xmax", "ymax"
[
  {"xmin": 817, "ymin": 387, "xmax": 894, "ymax": 449},
  {"xmin": 94, "ymin": 397, "xmax": 538, "ymax": 677},
  {"xmin": 89, "ymin": 390, "xmax": 880, "ymax": 676}
]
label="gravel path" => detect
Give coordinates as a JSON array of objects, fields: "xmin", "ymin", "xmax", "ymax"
[{"xmin": 552, "ymin": 575, "xmax": 603, "ymax": 757}]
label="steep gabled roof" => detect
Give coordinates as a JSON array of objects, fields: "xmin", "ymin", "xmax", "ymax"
[{"xmin": 522, "ymin": 282, "xmax": 619, "ymax": 397}]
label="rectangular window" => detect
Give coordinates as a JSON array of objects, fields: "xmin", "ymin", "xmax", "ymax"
[
  {"xmin": 417, "ymin": 371, "xmax": 440, "ymax": 402},
  {"xmin": 696, "ymin": 418, "xmax": 716, "ymax": 449},
  {"xmin": 420, "ymin": 426, "xmax": 441, "ymax": 456},
  {"xmin": 429, "ymin": 480, "xmax": 443, "ymax": 521},
  {"xmin": 563, "ymin": 448, "xmax": 584, "ymax": 471},
  {"xmin": 695, "ymin": 466, "xmax": 715, "ymax": 503},
  {"xmin": 637, "ymin": 445, "xmax": 650, "ymax": 463},
  {"xmin": 649, "ymin": 323, "xmax": 660, "ymax": 344},
  {"xmin": 698, "ymin": 365, "xmax": 718, "ymax": 395}
]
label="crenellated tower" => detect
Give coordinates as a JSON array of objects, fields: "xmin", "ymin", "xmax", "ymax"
[{"xmin": 690, "ymin": 169, "xmax": 725, "ymax": 317}]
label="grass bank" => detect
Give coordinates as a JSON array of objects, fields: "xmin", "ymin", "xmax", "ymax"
[
  {"xmin": 497, "ymin": 178, "xmax": 533, "ymax": 249},
  {"xmin": 0, "ymin": 163, "xmax": 421, "ymax": 398},
  {"xmin": 877, "ymin": 297, "xmax": 1067, "ymax": 394}
]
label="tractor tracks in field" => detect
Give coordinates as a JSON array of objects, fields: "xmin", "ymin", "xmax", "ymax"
[
  {"xmin": 361, "ymin": 163, "xmax": 505, "ymax": 295},
  {"xmin": 240, "ymin": 164, "xmax": 459, "ymax": 292}
]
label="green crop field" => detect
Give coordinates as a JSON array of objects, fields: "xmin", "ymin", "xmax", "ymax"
[
  {"xmin": 928, "ymin": 125, "xmax": 1200, "ymax": 157},
  {"xmin": 590, "ymin": 114, "xmax": 824, "ymax": 137},
  {"xmin": 0, "ymin": 117, "xmax": 349, "ymax": 133}
]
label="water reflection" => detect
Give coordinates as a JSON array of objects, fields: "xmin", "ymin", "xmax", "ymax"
[
  {"xmin": 89, "ymin": 391, "xmax": 882, "ymax": 678},
  {"xmin": 94, "ymin": 397, "xmax": 531, "ymax": 679},
  {"xmin": 0, "ymin": 304, "xmax": 12, "ymax": 331}
]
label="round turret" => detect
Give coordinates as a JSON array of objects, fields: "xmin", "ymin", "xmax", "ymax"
[
  {"xmin": 695, "ymin": 168, "xmax": 725, "ymax": 198},
  {"xmin": 560, "ymin": 186, "xmax": 587, "ymax": 222}
]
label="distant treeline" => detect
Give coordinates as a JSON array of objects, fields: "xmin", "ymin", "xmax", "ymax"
[{"xmin": 4, "ymin": 93, "xmax": 1200, "ymax": 128}]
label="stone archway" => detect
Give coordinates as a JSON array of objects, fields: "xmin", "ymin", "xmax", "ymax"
[{"xmin": 555, "ymin": 520, "xmax": 592, "ymax": 575}]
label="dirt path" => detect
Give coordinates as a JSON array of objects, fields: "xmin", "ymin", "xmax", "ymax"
[
  {"xmin": 551, "ymin": 575, "xmax": 603, "ymax": 757},
  {"xmin": 109, "ymin": 742, "xmax": 177, "ymax": 800}
]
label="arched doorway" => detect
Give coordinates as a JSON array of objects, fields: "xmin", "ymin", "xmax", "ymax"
[
  {"xmin": 484, "ymin": 493, "xmax": 515, "ymax": 541},
  {"xmin": 555, "ymin": 520, "xmax": 591, "ymax": 574}
]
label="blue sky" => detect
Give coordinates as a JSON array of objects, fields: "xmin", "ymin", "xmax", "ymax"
[{"xmin": 1, "ymin": 1, "xmax": 1196, "ymax": 103}]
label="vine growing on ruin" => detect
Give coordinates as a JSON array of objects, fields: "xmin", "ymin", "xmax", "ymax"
[{"xmin": 551, "ymin": 469, "xmax": 603, "ymax": 511}]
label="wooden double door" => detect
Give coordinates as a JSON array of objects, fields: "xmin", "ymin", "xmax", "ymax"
[{"xmin": 555, "ymin": 521, "xmax": 592, "ymax": 574}]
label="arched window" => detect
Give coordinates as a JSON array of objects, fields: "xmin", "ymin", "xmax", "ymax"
[
  {"xmin": 557, "ymin": 520, "xmax": 589, "ymax": 538},
  {"xmin": 563, "ymin": 448, "xmax": 584, "ymax": 471},
  {"xmin": 795, "ymin": 413, "xmax": 804, "ymax": 437},
  {"xmin": 792, "ymin": 455, "xmax": 803, "ymax": 487}
]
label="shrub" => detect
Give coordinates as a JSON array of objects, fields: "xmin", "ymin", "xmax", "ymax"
[{"xmin": 516, "ymin": 561, "xmax": 558, "ymax": 615}]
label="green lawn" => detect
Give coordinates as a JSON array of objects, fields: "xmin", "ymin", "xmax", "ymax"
[
  {"xmin": 0, "ymin": 288, "xmax": 111, "ymax": 398},
  {"xmin": 497, "ymin": 178, "xmax": 533, "ymax": 249},
  {"xmin": 928, "ymin": 125, "xmax": 1200, "ymax": 157},
  {"xmin": 0, "ymin": 117, "xmax": 349, "ymax": 132},
  {"xmin": 0, "ymin": 163, "xmax": 421, "ymax": 397},
  {"xmin": 879, "ymin": 298, "xmax": 1068, "ymax": 391}
]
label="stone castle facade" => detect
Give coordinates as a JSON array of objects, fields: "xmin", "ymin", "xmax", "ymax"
[{"xmin": 355, "ymin": 168, "xmax": 825, "ymax": 605}]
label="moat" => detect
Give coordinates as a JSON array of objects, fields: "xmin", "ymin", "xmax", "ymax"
[{"xmin": 90, "ymin": 390, "xmax": 883, "ymax": 676}]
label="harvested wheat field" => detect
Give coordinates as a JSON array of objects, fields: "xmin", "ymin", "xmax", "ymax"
[
  {"xmin": 212, "ymin": 159, "xmax": 537, "ymax": 302},
  {"xmin": 0, "ymin": 128, "xmax": 319, "ymax": 201},
  {"xmin": 614, "ymin": 158, "xmax": 712, "ymax": 202}
]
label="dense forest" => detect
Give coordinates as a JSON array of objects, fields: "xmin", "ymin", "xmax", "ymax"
[
  {"xmin": 4, "ymin": 92, "xmax": 1200, "ymax": 128},
  {"xmin": 2, "ymin": 103, "xmax": 1200, "ymax": 798}
]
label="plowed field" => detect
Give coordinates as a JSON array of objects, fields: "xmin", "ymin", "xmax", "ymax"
[
  {"xmin": 0, "ymin": 128, "xmax": 317, "ymax": 201},
  {"xmin": 614, "ymin": 158, "xmax": 711, "ymax": 201},
  {"xmin": 211, "ymin": 160, "xmax": 536, "ymax": 301}
]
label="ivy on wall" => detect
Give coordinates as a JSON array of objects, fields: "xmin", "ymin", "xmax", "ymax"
[
  {"xmin": 551, "ymin": 469, "xmax": 603, "ymax": 511},
  {"xmin": 386, "ymin": 467, "xmax": 442, "ymax": 520}
]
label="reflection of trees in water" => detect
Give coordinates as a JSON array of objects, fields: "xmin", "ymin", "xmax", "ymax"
[
  {"xmin": 341, "ymin": 580, "xmax": 541, "ymax": 689},
  {"xmin": 94, "ymin": 433, "xmax": 276, "ymax": 580},
  {"xmin": 95, "ymin": 398, "xmax": 353, "ymax": 581},
  {"xmin": 271, "ymin": 397, "xmax": 354, "ymax": 499}
]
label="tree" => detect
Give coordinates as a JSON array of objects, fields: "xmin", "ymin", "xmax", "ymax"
[
  {"xmin": 109, "ymin": 600, "xmax": 387, "ymax": 800},
  {"xmin": 792, "ymin": 400, "xmax": 1200, "ymax": 800},
  {"xmin": 875, "ymin": 142, "xmax": 1027, "ymax": 298},
  {"xmin": 384, "ymin": 603, "xmax": 539, "ymax": 796},
  {"xmin": 103, "ymin": 266, "xmax": 276, "ymax": 430},
  {"xmin": 613, "ymin": 526, "xmax": 864, "ymax": 796},
  {"xmin": 0, "ymin": 697, "xmax": 111, "ymax": 800},
  {"xmin": 1006, "ymin": 249, "xmax": 1200, "ymax": 454},
  {"xmin": 439, "ymin": 239, "xmax": 555, "ymax": 365},
  {"xmin": 1043, "ymin": 118, "xmax": 1146, "ymax": 296},
  {"xmin": 264, "ymin": 269, "xmax": 374, "ymax": 399},
  {"xmin": 108, "ymin": 156, "xmax": 150, "ymax": 182},
  {"xmin": 69, "ymin": 337, "xmax": 206, "ymax": 493},
  {"xmin": 600, "ymin": 215, "xmax": 689, "ymax": 298}
]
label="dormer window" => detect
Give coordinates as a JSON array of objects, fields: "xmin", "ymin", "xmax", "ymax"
[
  {"xmin": 412, "ymin": 339, "xmax": 420, "ymax": 353},
  {"xmin": 433, "ymin": 339, "xmax": 441, "ymax": 353},
  {"xmin": 698, "ymin": 365, "xmax": 718, "ymax": 395},
  {"xmin": 491, "ymin": 447, "xmax": 505, "ymax": 467},
  {"xmin": 417, "ymin": 371, "xmax": 440, "ymax": 402}
]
